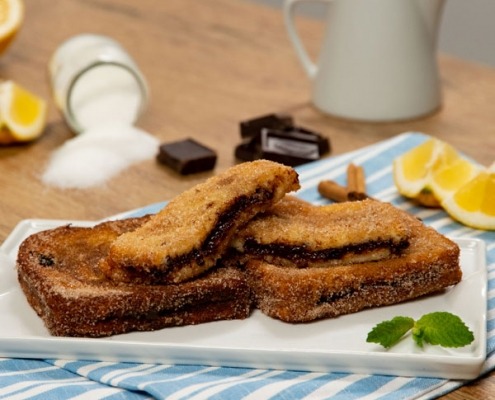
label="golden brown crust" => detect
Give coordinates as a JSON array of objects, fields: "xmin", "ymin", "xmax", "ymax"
[
  {"xmin": 244, "ymin": 212, "xmax": 461, "ymax": 322},
  {"xmin": 16, "ymin": 217, "xmax": 252, "ymax": 337},
  {"xmin": 105, "ymin": 160, "xmax": 300, "ymax": 284},
  {"xmin": 16, "ymin": 166, "xmax": 463, "ymax": 336},
  {"xmin": 232, "ymin": 196, "xmax": 411, "ymax": 267}
]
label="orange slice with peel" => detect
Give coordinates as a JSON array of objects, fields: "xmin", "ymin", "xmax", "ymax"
[
  {"xmin": 442, "ymin": 168, "xmax": 495, "ymax": 230},
  {"xmin": 0, "ymin": 80, "xmax": 47, "ymax": 144},
  {"xmin": 393, "ymin": 137, "xmax": 478, "ymax": 206},
  {"xmin": 430, "ymin": 157, "xmax": 480, "ymax": 201}
]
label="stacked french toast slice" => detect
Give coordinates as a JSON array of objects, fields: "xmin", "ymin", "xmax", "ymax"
[{"xmin": 16, "ymin": 160, "xmax": 462, "ymax": 337}]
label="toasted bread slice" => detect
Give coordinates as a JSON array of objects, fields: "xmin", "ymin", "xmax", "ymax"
[
  {"xmin": 232, "ymin": 196, "xmax": 411, "ymax": 267},
  {"xmin": 244, "ymin": 211, "xmax": 461, "ymax": 322},
  {"xmin": 104, "ymin": 160, "xmax": 300, "ymax": 284},
  {"xmin": 16, "ymin": 217, "xmax": 252, "ymax": 337}
]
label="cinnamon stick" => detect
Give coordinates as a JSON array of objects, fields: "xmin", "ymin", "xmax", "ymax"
[
  {"xmin": 318, "ymin": 163, "xmax": 369, "ymax": 203},
  {"xmin": 347, "ymin": 163, "xmax": 366, "ymax": 193},
  {"xmin": 317, "ymin": 180, "xmax": 349, "ymax": 202}
]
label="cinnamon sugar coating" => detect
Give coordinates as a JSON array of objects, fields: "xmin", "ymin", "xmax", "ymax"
[
  {"xmin": 105, "ymin": 160, "xmax": 300, "ymax": 284},
  {"xmin": 232, "ymin": 196, "xmax": 411, "ymax": 267},
  {"xmin": 244, "ymin": 211, "xmax": 462, "ymax": 322},
  {"xmin": 16, "ymin": 165, "xmax": 464, "ymax": 337},
  {"xmin": 16, "ymin": 217, "xmax": 252, "ymax": 337}
]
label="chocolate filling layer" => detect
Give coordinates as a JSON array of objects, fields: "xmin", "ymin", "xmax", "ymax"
[
  {"xmin": 122, "ymin": 188, "xmax": 275, "ymax": 281},
  {"xmin": 316, "ymin": 270, "xmax": 446, "ymax": 306},
  {"xmin": 173, "ymin": 188, "xmax": 274, "ymax": 264},
  {"xmin": 241, "ymin": 238, "xmax": 410, "ymax": 264}
]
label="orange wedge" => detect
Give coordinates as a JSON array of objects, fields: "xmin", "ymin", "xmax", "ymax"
[
  {"xmin": 0, "ymin": 80, "xmax": 47, "ymax": 144},
  {"xmin": 429, "ymin": 157, "xmax": 480, "ymax": 201},
  {"xmin": 442, "ymin": 168, "xmax": 495, "ymax": 230},
  {"xmin": 393, "ymin": 138, "xmax": 478, "ymax": 206}
]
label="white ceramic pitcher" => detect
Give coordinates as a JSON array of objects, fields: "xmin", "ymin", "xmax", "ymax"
[{"xmin": 284, "ymin": 0, "xmax": 445, "ymax": 121}]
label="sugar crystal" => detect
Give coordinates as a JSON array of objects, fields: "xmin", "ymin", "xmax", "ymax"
[{"xmin": 42, "ymin": 122, "xmax": 158, "ymax": 189}]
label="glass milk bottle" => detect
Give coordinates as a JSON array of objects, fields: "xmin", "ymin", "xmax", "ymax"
[{"xmin": 49, "ymin": 34, "xmax": 149, "ymax": 134}]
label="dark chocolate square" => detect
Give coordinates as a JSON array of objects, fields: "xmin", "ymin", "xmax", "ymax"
[
  {"xmin": 157, "ymin": 138, "xmax": 217, "ymax": 175},
  {"xmin": 260, "ymin": 128, "xmax": 320, "ymax": 166},
  {"xmin": 239, "ymin": 113, "xmax": 293, "ymax": 139}
]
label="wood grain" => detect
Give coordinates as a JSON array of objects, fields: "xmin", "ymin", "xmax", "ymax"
[{"xmin": 0, "ymin": 1, "xmax": 493, "ymax": 397}]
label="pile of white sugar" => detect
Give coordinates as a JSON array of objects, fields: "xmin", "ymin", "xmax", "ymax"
[
  {"xmin": 43, "ymin": 58, "xmax": 157, "ymax": 189},
  {"xmin": 42, "ymin": 122, "xmax": 158, "ymax": 189}
]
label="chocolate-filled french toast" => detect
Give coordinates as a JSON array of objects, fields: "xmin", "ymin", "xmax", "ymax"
[
  {"xmin": 241, "ymin": 205, "xmax": 461, "ymax": 323},
  {"xmin": 103, "ymin": 160, "xmax": 300, "ymax": 284},
  {"xmin": 16, "ymin": 160, "xmax": 463, "ymax": 338},
  {"xmin": 16, "ymin": 217, "xmax": 252, "ymax": 337},
  {"xmin": 232, "ymin": 196, "xmax": 412, "ymax": 267}
]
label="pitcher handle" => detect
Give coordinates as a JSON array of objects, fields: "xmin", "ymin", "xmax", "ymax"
[{"xmin": 283, "ymin": 0, "xmax": 329, "ymax": 80}]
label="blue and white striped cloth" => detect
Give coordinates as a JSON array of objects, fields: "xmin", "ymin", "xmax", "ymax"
[{"xmin": 1, "ymin": 132, "xmax": 493, "ymax": 399}]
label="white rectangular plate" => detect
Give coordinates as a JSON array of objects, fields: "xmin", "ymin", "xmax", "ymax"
[{"xmin": 0, "ymin": 219, "xmax": 487, "ymax": 379}]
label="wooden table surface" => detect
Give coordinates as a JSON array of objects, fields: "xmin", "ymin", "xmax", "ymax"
[{"xmin": 1, "ymin": 1, "xmax": 494, "ymax": 398}]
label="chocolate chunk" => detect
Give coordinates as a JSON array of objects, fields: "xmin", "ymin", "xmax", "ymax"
[
  {"xmin": 234, "ymin": 127, "xmax": 331, "ymax": 166},
  {"xmin": 240, "ymin": 113, "xmax": 293, "ymax": 139},
  {"xmin": 157, "ymin": 138, "xmax": 217, "ymax": 175},
  {"xmin": 235, "ymin": 112, "xmax": 331, "ymax": 166},
  {"xmin": 260, "ymin": 128, "xmax": 330, "ymax": 167},
  {"xmin": 282, "ymin": 126, "xmax": 331, "ymax": 156},
  {"xmin": 234, "ymin": 140, "xmax": 259, "ymax": 162}
]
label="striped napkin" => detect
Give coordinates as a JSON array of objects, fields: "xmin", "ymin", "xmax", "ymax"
[{"xmin": 1, "ymin": 132, "xmax": 493, "ymax": 399}]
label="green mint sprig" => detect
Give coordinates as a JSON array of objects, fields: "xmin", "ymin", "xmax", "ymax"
[{"xmin": 366, "ymin": 312, "xmax": 474, "ymax": 349}]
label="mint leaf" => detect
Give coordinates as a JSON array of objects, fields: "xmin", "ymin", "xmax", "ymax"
[
  {"xmin": 367, "ymin": 312, "xmax": 475, "ymax": 350},
  {"xmin": 412, "ymin": 311, "xmax": 474, "ymax": 348},
  {"xmin": 367, "ymin": 316, "xmax": 415, "ymax": 348}
]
